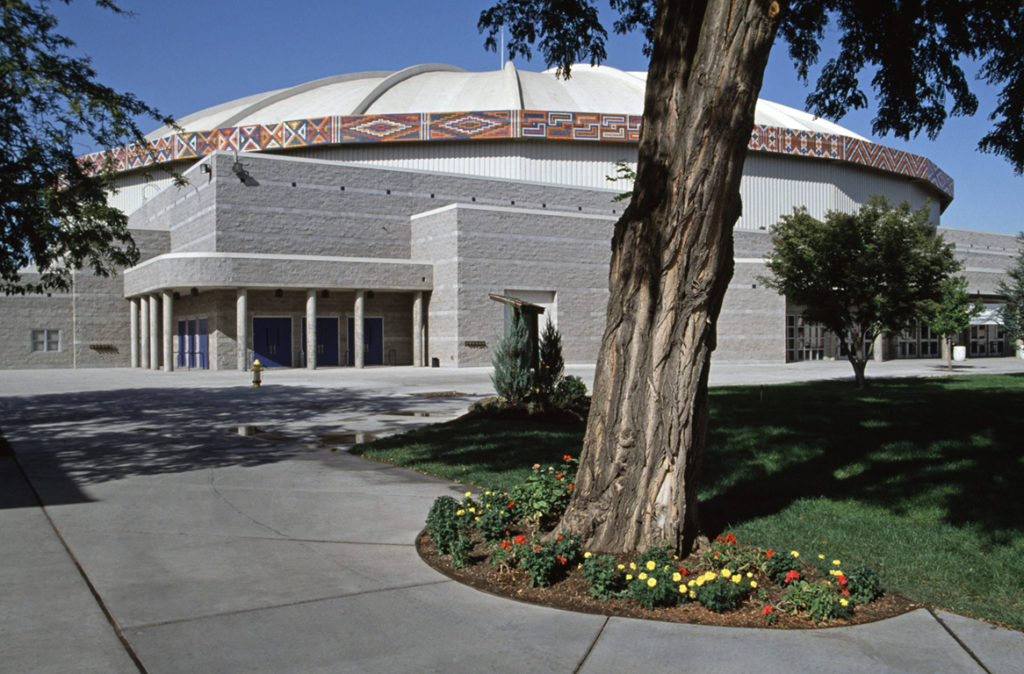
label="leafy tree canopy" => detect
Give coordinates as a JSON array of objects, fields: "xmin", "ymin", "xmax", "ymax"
[
  {"xmin": 923, "ymin": 275, "xmax": 984, "ymax": 371},
  {"xmin": 998, "ymin": 233, "xmax": 1024, "ymax": 347},
  {"xmin": 480, "ymin": 0, "xmax": 1024, "ymax": 173},
  {"xmin": 1, "ymin": 0, "xmax": 175, "ymax": 294},
  {"xmin": 761, "ymin": 197, "xmax": 961, "ymax": 386}
]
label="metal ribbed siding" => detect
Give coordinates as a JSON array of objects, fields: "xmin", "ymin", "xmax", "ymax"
[
  {"xmin": 737, "ymin": 154, "xmax": 940, "ymax": 231},
  {"xmin": 109, "ymin": 174, "xmax": 177, "ymax": 215},
  {"xmin": 292, "ymin": 141, "xmax": 638, "ymax": 192}
]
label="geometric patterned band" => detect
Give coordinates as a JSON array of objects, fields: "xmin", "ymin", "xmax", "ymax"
[{"xmin": 82, "ymin": 109, "xmax": 954, "ymax": 200}]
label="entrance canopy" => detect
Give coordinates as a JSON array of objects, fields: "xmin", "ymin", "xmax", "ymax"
[{"xmin": 970, "ymin": 304, "xmax": 1005, "ymax": 326}]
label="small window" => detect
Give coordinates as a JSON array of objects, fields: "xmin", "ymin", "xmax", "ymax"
[{"xmin": 31, "ymin": 329, "xmax": 60, "ymax": 352}]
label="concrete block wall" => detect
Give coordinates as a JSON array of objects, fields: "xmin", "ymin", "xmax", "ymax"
[{"xmin": 445, "ymin": 204, "xmax": 616, "ymax": 367}]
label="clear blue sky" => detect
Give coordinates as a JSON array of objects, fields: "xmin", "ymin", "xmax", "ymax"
[{"xmin": 55, "ymin": 0, "xmax": 1023, "ymax": 236}]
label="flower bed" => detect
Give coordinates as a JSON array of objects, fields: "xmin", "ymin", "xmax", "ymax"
[{"xmin": 419, "ymin": 456, "xmax": 918, "ymax": 627}]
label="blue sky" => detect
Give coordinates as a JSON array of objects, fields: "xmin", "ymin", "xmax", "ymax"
[{"xmin": 55, "ymin": 0, "xmax": 1022, "ymax": 236}]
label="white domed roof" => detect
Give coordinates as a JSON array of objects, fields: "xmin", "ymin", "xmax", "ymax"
[{"xmin": 148, "ymin": 63, "xmax": 865, "ymax": 141}]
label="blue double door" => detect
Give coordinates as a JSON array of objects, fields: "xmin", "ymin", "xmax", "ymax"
[
  {"xmin": 301, "ymin": 317, "xmax": 340, "ymax": 367},
  {"xmin": 252, "ymin": 317, "xmax": 292, "ymax": 367},
  {"xmin": 347, "ymin": 317, "xmax": 383, "ymax": 366},
  {"xmin": 176, "ymin": 319, "xmax": 209, "ymax": 369}
]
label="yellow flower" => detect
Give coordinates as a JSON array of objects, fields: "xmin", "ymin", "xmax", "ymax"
[
  {"xmin": 646, "ymin": 560, "xmax": 657, "ymax": 571},
  {"xmin": 474, "ymin": 516, "xmax": 479, "ymax": 521},
  {"xmin": 689, "ymin": 591, "xmax": 697, "ymax": 599},
  {"xmin": 485, "ymin": 504, "xmax": 491, "ymax": 509},
  {"xmin": 840, "ymin": 598, "xmax": 849, "ymax": 607},
  {"xmin": 638, "ymin": 572, "xmax": 648, "ymax": 580},
  {"xmin": 456, "ymin": 509, "xmax": 465, "ymax": 516},
  {"xmin": 626, "ymin": 574, "xmax": 633, "ymax": 581},
  {"xmin": 696, "ymin": 578, "xmax": 705, "ymax": 587},
  {"xmin": 833, "ymin": 559, "xmax": 842, "ymax": 566},
  {"xmin": 818, "ymin": 554, "xmax": 825, "ymax": 560},
  {"xmin": 790, "ymin": 551, "xmax": 799, "ymax": 558},
  {"xmin": 750, "ymin": 581, "xmax": 758, "ymax": 588},
  {"xmin": 721, "ymin": 569, "xmax": 732, "ymax": 578},
  {"xmin": 679, "ymin": 585, "xmax": 687, "ymax": 593},
  {"xmin": 484, "ymin": 491, "xmax": 491, "ymax": 496},
  {"xmin": 688, "ymin": 580, "xmax": 696, "ymax": 587},
  {"xmin": 584, "ymin": 551, "xmax": 592, "ymax": 559},
  {"xmin": 732, "ymin": 575, "xmax": 742, "ymax": 584},
  {"xmin": 617, "ymin": 564, "xmax": 625, "ymax": 570},
  {"xmin": 629, "ymin": 562, "xmax": 637, "ymax": 570},
  {"xmin": 647, "ymin": 577, "xmax": 657, "ymax": 588},
  {"xmin": 468, "ymin": 507, "xmax": 476, "ymax": 513},
  {"xmin": 465, "ymin": 491, "xmax": 472, "ymax": 497},
  {"xmin": 672, "ymin": 572, "xmax": 682, "ymax": 582},
  {"xmin": 746, "ymin": 571, "xmax": 753, "ymax": 578}
]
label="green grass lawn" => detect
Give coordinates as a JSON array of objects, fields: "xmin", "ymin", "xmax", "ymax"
[{"xmin": 354, "ymin": 373, "xmax": 1024, "ymax": 630}]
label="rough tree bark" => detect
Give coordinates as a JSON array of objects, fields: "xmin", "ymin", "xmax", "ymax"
[{"xmin": 558, "ymin": 0, "xmax": 782, "ymax": 554}]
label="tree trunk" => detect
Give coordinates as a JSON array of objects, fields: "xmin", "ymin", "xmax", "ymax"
[
  {"xmin": 556, "ymin": 0, "xmax": 781, "ymax": 555},
  {"xmin": 850, "ymin": 357, "xmax": 868, "ymax": 389}
]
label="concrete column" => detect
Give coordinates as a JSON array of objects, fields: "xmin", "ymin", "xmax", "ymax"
[
  {"xmin": 306, "ymin": 289, "xmax": 317, "ymax": 370},
  {"xmin": 412, "ymin": 291, "xmax": 424, "ymax": 367},
  {"xmin": 129, "ymin": 298, "xmax": 139, "ymax": 368},
  {"xmin": 149, "ymin": 293, "xmax": 160, "ymax": 370},
  {"xmin": 236, "ymin": 289, "xmax": 248, "ymax": 370},
  {"xmin": 354, "ymin": 290, "xmax": 365, "ymax": 369},
  {"xmin": 139, "ymin": 296, "xmax": 150, "ymax": 370},
  {"xmin": 162, "ymin": 290, "xmax": 174, "ymax": 372}
]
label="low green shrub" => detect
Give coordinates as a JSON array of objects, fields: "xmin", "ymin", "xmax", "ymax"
[
  {"xmin": 518, "ymin": 533, "xmax": 581, "ymax": 587},
  {"xmin": 580, "ymin": 552, "xmax": 624, "ymax": 600}
]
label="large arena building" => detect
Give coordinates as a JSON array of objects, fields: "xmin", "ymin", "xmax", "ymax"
[{"xmin": 3, "ymin": 63, "xmax": 1019, "ymax": 370}]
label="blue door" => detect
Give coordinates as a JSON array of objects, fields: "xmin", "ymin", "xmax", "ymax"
[
  {"xmin": 187, "ymin": 320, "xmax": 197, "ymax": 368},
  {"xmin": 346, "ymin": 317, "xmax": 383, "ymax": 366},
  {"xmin": 253, "ymin": 317, "xmax": 292, "ymax": 367},
  {"xmin": 300, "ymin": 317, "xmax": 340, "ymax": 367},
  {"xmin": 197, "ymin": 318, "xmax": 209, "ymax": 369}
]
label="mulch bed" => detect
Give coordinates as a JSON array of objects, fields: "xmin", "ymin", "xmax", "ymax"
[{"xmin": 417, "ymin": 530, "xmax": 920, "ymax": 629}]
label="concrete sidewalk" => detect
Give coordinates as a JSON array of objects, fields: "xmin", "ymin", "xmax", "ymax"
[{"xmin": 1, "ymin": 361, "xmax": 1022, "ymax": 672}]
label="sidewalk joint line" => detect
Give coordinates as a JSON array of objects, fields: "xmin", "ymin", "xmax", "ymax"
[
  {"xmin": 127, "ymin": 579, "xmax": 453, "ymax": 630},
  {"xmin": 927, "ymin": 608, "xmax": 993, "ymax": 674},
  {"xmin": 7, "ymin": 450, "xmax": 149, "ymax": 674},
  {"xmin": 573, "ymin": 616, "xmax": 610, "ymax": 674}
]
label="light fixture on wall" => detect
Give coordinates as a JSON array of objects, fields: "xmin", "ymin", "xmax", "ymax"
[
  {"xmin": 275, "ymin": 288, "xmax": 283, "ymax": 298},
  {"xmin": 200, "ymin": 164, "xmax": 211, "ymax": 174},
  {"xmin": 173, "ymin": 291, "xmax": 181, "ymax": 300},
  {"xmin": 321, "ymin": 290, "xmax": 330, "ymax": 298},
  {"xmin": 190, "ymin": 287, "xmax": 199, "ymax": 296},
  {"xmin": 231, "ymin": 160, "xmax": 251, "ymax": 184}
]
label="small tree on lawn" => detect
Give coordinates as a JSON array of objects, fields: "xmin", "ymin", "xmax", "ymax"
[
  {"xmin": 492, "ymin": 308, "xmax": 534, "ymax": 403},
  {"xmin": 924, "ymin": 276, "xmax": 984, "ymax": 371},
  {"xmin": 998, "ymin": 233, "xmax": 1024, "ymax": 356},
  {"xmin": 537, "ymin": 317, "xmax": 564, "ymax": 402},
  {"xmin": 762, "ymin": 197, "xmax": 961, "ymax": 388}
]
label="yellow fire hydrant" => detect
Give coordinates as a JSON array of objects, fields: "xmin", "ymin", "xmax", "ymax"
[{"xmin": 251, "ymin": 359, "xmax": 263, "ymax": 387}]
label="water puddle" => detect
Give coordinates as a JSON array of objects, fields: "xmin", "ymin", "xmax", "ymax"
[
  {"xmin": 382, "ymin": 410, "xmax": 433, "ymax": 417},
  {"xmin": 231, "ymin": 425, "xmax": 293, "ymax": 442},
  {"xmin": 318, "ymin": 431, "xmax": 379, "ymax": 445}
]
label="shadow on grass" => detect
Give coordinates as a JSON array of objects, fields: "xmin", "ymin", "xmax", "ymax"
[
  {"xmin": 354, "ymin": 416, "xmax": 585, "ymax": 492},
  {"xmin": 700, "ymin": 373, "xmax": 1024, "ymax": 546}
]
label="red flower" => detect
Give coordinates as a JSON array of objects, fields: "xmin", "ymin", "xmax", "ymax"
[
  {"xmin": 500, "ymin": 540, "xmax": 511, "ymax": 550},
  {"xmin": 556, "ymin": 534, "xmax": 563, "ymax": 542},
  {"xmin": 556, "ymin": 555, "xmax": 567, "ymax": 565},
  {"xmin": 715, "ymin": 533, "xmax": 737, "ymax": 546},
  {"xmin": 763, "ymin": 605, "xmax": 774, "ymax": 615},
  {"xmin": 513, "ymin": 535, "xmax": 526, "ymax": 545},
  {"xmin": 563, "ymin": 454, "xmax": 572, "ymax": 461},
  {"xmin": 784, "ymin": 570, "xmax": 801, "ymax": 584},
  {"xmin": 836, "ymin": 574, "xmax": 847, "ymax": 586},
  {"xmin": 536, "ymin": 546, "xmax": 543, "ymax": 552},
  {"xmin": 507, "ymin": 501, "xmax": 515, "ymax": 509},
  {"xmin": 842, "ymin": 589, "xmax": 850, "ymax": 596},
  {"xmin": 556, "ymin": 473, "xmax": 564, "ymax": 479},
  {"xmin": 678, "ymin": 566, "xmax": 690, "ymax": 576},
  {"xmin": 765, "ymin": 549, "xmax": 775, "ymax": 559},
  {"xmin": 568, "ymin": 483, "xmax": 574, "ymax": 491}
]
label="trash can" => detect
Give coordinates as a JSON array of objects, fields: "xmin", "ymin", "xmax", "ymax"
[{"xmin": 953, "ymin": 345, "xmax": 967, "ymax": 361}]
